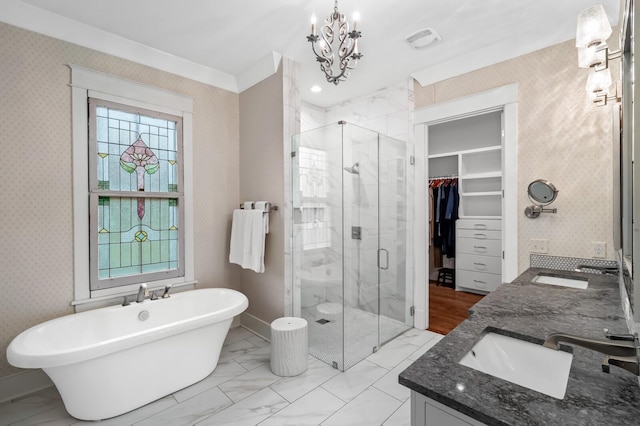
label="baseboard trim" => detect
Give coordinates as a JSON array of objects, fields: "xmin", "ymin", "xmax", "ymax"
[
  {"xmin": 240, "ymin": 312, "xmax": 272, "ymax": 341},
  {"xmin": 0, "ymin": 369, "xmax": 53, "ymax": 404}
]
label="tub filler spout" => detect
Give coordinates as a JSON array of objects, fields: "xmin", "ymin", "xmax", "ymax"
[{"xmin": 136, "ymin": 283, "xmax": 149, "ymax": 303}]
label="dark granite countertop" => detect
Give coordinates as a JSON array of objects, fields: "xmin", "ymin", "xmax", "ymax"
[{"xmin": 399, "ymin": 267, "xmax": 640, "ymax": 426}]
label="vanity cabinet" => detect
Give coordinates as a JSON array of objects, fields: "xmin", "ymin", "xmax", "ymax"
[
  {"xmin": 411, "ymin": 392, "xmax": 486, "ymax": 426},
  {"xmin": 456, "ymin": 219, "xmax": 502, "ymax": 293}
]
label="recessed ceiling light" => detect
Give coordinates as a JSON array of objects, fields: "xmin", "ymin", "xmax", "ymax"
[
  {"xmin": 310, "ymin": 85, "xmax": 322, "ymax": 93},
  {"xmin": 405, "ymin": 28, "xmax": 441, "ymax": 50}
]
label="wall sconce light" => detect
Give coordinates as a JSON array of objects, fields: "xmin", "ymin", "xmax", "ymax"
[
  {"xmin": 576, "ymin": 4, "xmax": 621, "ymax": 106},
  {"xmin": 576, "ymin": 5, "xmax": 612, "ymax": 48}
]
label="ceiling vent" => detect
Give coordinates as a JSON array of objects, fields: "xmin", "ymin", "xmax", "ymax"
[{"xmin": 405, "ymin": 28, "xmax": 442, "ymax": 50}]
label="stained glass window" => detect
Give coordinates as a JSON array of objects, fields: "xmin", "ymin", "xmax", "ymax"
[{"xmin": 89, "ymin": 98, "xmax": 184, "ymax": 290}]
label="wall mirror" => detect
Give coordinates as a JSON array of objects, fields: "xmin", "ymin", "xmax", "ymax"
[
  {"xmin": 618, "ymin": 0, "xmax": 639, "ymax": 320},
  {"xmin": 524, "ymin": 179, "xmax": 558, "ymax": 218}
]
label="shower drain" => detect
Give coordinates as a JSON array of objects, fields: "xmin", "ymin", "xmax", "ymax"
[{"xmin": 316, "ymin": 319, "xmax": 330, "ymax": 324}]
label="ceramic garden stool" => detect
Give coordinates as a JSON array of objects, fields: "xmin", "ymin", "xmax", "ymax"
[{"xmin": 270, "ymin": 317, "xmax": 308, "ymax": 376}]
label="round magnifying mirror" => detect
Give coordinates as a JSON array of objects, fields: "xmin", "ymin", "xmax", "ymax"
[{"xmin": 527, "ymin": 179, "xmax": 558, "ymax": 206}]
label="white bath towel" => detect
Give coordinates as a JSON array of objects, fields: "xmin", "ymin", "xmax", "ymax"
[
  {"xmin": 229, "ymin": 209, "xmax": 267, "ymax": 273},
  {"xmin": 254, "ymin": 201, "xmax": 269, "ymax": 234}
]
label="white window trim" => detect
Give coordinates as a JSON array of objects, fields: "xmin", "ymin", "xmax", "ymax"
[{"xmin": 70, "ymin": 65, "xmax": 195, "ymax": 305}]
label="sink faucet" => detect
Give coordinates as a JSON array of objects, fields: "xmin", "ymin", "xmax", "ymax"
[
  {"xmin": 136, "ymin": 283, "xmax": 149, "ymax": 303},
  {"xmin": 543, "ymin": 331, "xmax": 639, "ymax": 376},
  {"xmin": 574, "ymin": 265, "xmax": 619, "ymax": 276}
]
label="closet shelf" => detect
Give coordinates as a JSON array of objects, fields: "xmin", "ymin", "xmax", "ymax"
[
  {"xmin": 460, "ymin": 191, "xmax": 502, "ymax": 197},
  {"xmin": 461, "ymin": 171, "xmax": 502, "ymax": 180},
  {"xmin": 429, "ymin": 145, "xmax": 501, "ymax": 158},
  {"xmin": 459, "ymin": 215, "xmax": 503, "ymax": 220}
]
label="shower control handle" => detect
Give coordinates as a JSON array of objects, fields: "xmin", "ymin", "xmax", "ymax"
[{"xmin": 378, "ymin": 248, "xmax": 389, "ymax": 270}]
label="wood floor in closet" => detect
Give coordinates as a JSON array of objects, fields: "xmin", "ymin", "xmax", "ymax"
[{"xmin": 428, "ymin": 281, "xmax": 484, "ymax": 335}]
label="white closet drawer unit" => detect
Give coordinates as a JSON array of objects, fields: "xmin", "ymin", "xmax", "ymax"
[
  {"xmin": 456, "ymin": 219, "xmax": 502, "ymax": 231},
  {"xmin": 457, "ymin": 254, "xmax": 501, "ymax": 274},
  {"xmin": 457, "ymin": 238, "xmax": 501, "ymax": 256},
  {"xmin": 456, "ymin": 270, "xmax": 502, "ymax": 292},
  {"xmin": 457, "ymin": 229, "xmax": 501, "ymax": 240}
]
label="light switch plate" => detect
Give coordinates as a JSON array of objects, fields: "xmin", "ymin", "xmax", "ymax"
[
  {"xmin": 530, "ymin": 239, "xmax": 549, "ymax": 254},
  {"xmin": 592, "ymin": 242, "xmax": 606, "ymax": 258}
]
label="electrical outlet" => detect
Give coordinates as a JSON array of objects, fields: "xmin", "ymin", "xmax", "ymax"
[
  {"xmin": 592, "ymin": 242, "xmax": 606, "ymax": 258},
  {"xmin": 530, "ymin": 238, "xmax": 549, "ymax": 254}
]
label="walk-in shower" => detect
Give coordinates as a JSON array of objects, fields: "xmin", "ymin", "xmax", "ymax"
[{"xmin": 291, "ymin": 121, "xmax": 412, "ymax": 371}]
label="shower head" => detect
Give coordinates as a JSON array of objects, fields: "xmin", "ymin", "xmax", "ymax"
[{"xmin": 343, "ymin": 162, "xmax": 360, "ymax": 175}]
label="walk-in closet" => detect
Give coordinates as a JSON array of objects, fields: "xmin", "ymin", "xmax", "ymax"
[{"xmin": 427, "ymin": 110, "xmax": 504, "ymax": 332}]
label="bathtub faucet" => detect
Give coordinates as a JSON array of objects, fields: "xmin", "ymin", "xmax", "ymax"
[
  {"xmin": 136, "ymin": 283, "xmax": 149, "ymax": 303},
  {"xmin": 162, "ymin": 284, "xmax": 172, "ymax": 298}
]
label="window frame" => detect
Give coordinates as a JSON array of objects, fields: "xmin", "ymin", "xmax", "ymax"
[
  {"xmin": 88, "ymin": 98, "xmax": 185, "ymax": 290},
  {"xmin": 71, "ymin": 65, "xmax": 195, "ymax": 305}
]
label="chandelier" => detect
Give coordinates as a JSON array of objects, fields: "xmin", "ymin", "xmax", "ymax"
[{"xmin": 306, "ymin": 1, "xmax": 362, "ymax": 85}]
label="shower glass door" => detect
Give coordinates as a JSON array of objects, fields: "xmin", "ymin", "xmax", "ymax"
[
  {"xmin": 342, "ymin": 123, "xmax": 380, "ymax": 370},
  {"xmin": 292, "ymin": 122, "xmax": 411, "ymax": 371},
  {"xmin": 378, "ymin": 134, "xmax": 412, "ymax": 344}
]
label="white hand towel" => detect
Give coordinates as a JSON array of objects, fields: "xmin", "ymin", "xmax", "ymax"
[
  {"xmin": 229, "ymin": 209, "xmax": 266, "ymax": 273},
  {"xmin": 254, "ymin": 201, "xmax": 269, "ymax": 234},
  {"xmin": 229, "ymin": 209, "xmax": 247, "ymax": 266},
  {"xmin": 244, "ymin": 209, "xmax": 266, "ymax": 273},
  {"xmin": 243, "ymin": 201, "xmax": 254, "ymax": 210}
]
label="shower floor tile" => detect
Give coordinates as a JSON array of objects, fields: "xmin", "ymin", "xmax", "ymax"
[
  {"xmin": 302, "ymin": 305, "xmax": 412, "ymax": 370},
  {"xmin": 1, "ymin": 326, "xmax": 442, "ymax": 426}
]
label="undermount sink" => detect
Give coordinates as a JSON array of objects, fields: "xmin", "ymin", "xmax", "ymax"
[
  {"xmin": 532, "ymin": 273, "xmax": 589, "ymax": 289},
  {"xmin": 459, "ymin": 331, "xmax": 573, "ymax": 399}
]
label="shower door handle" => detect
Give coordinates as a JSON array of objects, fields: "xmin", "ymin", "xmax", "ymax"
[{"xmin": 378, "ymin": 248, "xmax": 389, "ymax": 270}]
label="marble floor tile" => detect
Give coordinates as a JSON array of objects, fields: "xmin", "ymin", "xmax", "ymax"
[
  {"xmin": 233, "ymin": 344, "xmax": 272, "ymax": 371},
  {"xmin": 259, "ymin": 387, "xmax": 344, "ymax": 426},
  {"xmin": 0, "ymin": 388, "xmax": 64, "ymax": 425},
  {"xmin": 218, "ymin": 339, "xmax": 260, "ymax": 364},
  {"xmin": 394, "ymin": 328, "xmax": 442, "ymax": 347},
  {"xmin": 196, "ymin": 388, "xmax": 288, "ymax": 426},
  {"xmin": 322, "ymin": 387, "xmax": 402, "ymax": 426},
  {"xmin": 246, "ymin": 334, "xmax": 270, "ymax": 348},
  {"xmin": 408, "ymin": 335, "xmax": 444, "ymax": 361},
  {"xmin": 382, "ymin": 399, "xmax": 410, "ymax": 426},
  {"xmin": 321, "ymin": 360, "xmax": 388, "ymax": 402},
  {"xmin": 72, "ymin": 395, "xmax": 177, "ymax": 426},
  {"xmin": 219, "ymin": 363, "xmax": 282, "ymax": 403},
  {"xmin": 270, "ymin": 357, "xmax": 341, "ymax": 403},
  {"xmin": 366, "ymin": 339, "xmax": 420, "ymax": 370},
  {"xmin": 9, "ymin": 405, "xmax": 76, "ymax": 426},
  {"xmin": 372, "ymin": 359, "xmax": 413, "ymax": 402},
  {"xmin": 173, "ymin": 360, "xmax": 247, "ymax": 403},
  {"xmin": 135, "ymin": 386, "xmax": 231, "ymax": 426},
  {"xmin": 224, "ymin": 326, "xmax": 257, "ymax": 345}
]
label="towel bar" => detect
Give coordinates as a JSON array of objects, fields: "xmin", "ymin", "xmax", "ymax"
[{"xmin": 240, "ymin": 202, "xmax": 278, "ymax": 212}]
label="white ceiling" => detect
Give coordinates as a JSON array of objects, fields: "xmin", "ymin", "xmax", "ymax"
[{"xmin": 3, "ymin": 0, "xmax": 621, "ymax": 108}]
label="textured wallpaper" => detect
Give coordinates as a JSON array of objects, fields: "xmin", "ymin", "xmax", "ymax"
[
  {"xmin": 414, "ymin": 35, "xmax": 617, "ymax": 273},
  {"xmin": 0, "ymin": 22, "xmax": 240, "ymax": 378}
]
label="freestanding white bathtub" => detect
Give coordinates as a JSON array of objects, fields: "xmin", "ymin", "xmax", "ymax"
[{"xmin": 6, "ymin": 288, "xmax": 248, "ymax": 421}]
